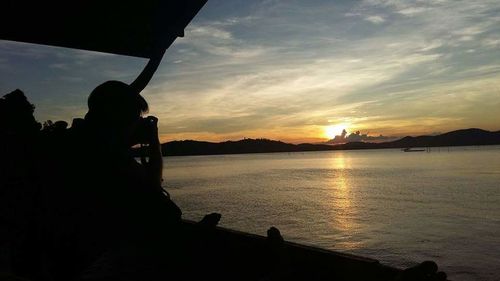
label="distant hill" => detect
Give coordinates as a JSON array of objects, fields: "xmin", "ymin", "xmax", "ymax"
[
  {"xmin": 382, "ymin": 128, "xmax": 500, "ymax": 148},
  {"xmin": 160, "ymin": 138, "xmax": 334, "ymax": 156},
  {"xmin": 131, "ymin": 128, "xmax": 500, "ymax": 157}
]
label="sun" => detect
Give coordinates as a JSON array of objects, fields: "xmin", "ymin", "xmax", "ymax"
[{"xmin": 324, "ymin": 123, "xmax": 349, "ymax": 139}]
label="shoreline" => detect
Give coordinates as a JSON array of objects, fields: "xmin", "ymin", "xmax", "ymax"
[{"xmin": 161, "ymin": 143, "xmax": 500, "ymax": 157}]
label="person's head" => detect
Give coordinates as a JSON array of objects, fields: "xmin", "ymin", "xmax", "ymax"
[
  {"xmin": 85, "ymin": 81, "xmax": 148, "ymax": 132},
  {"xmin": 0, "ymin": 89, "xmax": 41, "ymax": 135}
]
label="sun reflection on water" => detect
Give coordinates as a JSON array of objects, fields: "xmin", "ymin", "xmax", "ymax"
[{"xmin": 327, "ymin": 153, "xmax": 364, "ymax": 250}]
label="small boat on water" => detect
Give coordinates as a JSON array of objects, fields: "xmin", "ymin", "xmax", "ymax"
[{"xmin": 403, "ymin": 148, "xmax": 426, "ymax": 152}]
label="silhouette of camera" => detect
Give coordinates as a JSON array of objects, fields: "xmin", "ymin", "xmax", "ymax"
[{"xmin": 132, "ymin": 116, "xmax": 157, "ymax": 145}]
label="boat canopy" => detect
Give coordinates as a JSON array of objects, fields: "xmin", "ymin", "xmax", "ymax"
[{"xmin": 0, "ymin": 0, "xmax": 207, "ymax": 58}]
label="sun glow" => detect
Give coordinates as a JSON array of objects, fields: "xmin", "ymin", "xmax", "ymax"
[{"xmin": 325, "ymin": 123, "xmax": 349, "ymax": 139}]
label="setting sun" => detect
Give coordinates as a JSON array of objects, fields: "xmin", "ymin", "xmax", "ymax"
[{"xmin": 325, "ymin": 123, "xmax": 349, "ymax": 139}]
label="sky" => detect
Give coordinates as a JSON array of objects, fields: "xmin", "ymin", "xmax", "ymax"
[{"xmin": 1, "ymin": 0, "xmax": 500, "ymax": 144}]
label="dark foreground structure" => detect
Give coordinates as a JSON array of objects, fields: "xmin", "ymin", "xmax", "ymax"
[
  {"xmin": 178, "ymin": 220, "xmax": 409, "ymax": 281},
  {"xmin": 1, "ymin": 1, "xmax": 448, "ymax": 280}
]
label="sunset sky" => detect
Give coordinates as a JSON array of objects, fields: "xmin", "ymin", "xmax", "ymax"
[{"xmin": 1, "ymin": 0, "xmax": 499, "ymax": 143}]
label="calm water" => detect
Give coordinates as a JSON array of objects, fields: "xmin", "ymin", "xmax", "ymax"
[{"xmin": 163, "ymin": 146, "xmax": 500, "ymax": 281}]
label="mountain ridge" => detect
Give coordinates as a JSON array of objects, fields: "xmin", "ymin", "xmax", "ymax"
[{"xmin": 134, "ymin": 128, "xmax": 500, "ymax": 156}]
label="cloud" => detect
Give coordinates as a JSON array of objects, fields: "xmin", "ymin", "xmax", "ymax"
[
  {"xmin": 419, "ymin": 40, "xmax": 443, "ymax": 52},
  {"xmin": 175, "ymin": 22, "xmax": 271, "ymax": 62},
  {"xmin": 208, "ymin": 16, "xmax": 259, "ymax": 27},
  {"xmin": 482, "ymin": 38, "xmax": 500, "ymax": 49},
  {"xmin": 189, "ymin": 25, "xmax": 233, "ymax": 40},
  {"xmin": 326, "ymin": 130, "xmax": 396, "ymax": 144},
  {"xmin": 397, "ymin": 7, "xmax": 428, "ymax": 16},
  {"xmin": 358, "ymin": 0, "xmax": 500, "ymax": 49},
  {"xmin": 364, "ymin": 15, "xmax": 385, "ymax": 24}
]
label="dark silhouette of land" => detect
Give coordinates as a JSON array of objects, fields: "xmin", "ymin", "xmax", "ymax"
[
  {"xmin": 158, "ymin": 138, "xmax": 335, "ymax": 156},
  {"xmin": 137, "ymin": 129, "xmax": 500, "ymax": 157}
]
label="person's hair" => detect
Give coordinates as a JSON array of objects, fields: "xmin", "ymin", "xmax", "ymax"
[{"xmin": 85, "ymin": 81, "xmax": 148, "ymax": 127}]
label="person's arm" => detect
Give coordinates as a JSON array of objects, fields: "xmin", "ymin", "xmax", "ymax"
[{"xmin": 129, "ymin": 48, "xmax": 166, "ymax": 94}]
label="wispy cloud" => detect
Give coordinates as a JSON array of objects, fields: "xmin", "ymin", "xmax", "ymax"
[
  {"xmin": 364, "ymin": 15, "xmax": 386, "ymax": 24},
  {"xmin": 397, "ymin": 7, "xmax": 429, "ymax": 16},
  {"xmin": 189, "ymin": 25, "xmax": 233, "ymax": 40}
]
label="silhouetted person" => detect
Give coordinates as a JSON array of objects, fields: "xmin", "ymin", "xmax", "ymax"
[
  {"xmin": 70, "ymin": 118, "xmax": 85, "ymax": 130},
  {"xmin": 37, "ymin": 49, "xmax": 187, "ymax": 281},
  {"xmin": 0, "ymin": 89, "xmax": 41, "ymax": 134},
  {"xmin": 0, "ymin": 90, "xmax": 43, "ymax": 280},
  {"xmin": 36, "ymin": 78, "xmax": 184, "ymax": 280}
]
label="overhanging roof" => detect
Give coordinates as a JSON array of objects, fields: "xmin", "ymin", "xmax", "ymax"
[{"xmin": 0, "ymin": 0, "xmax": 207, "ymax": 58}]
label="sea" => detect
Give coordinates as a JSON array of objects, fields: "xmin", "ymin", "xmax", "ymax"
[{"xmin": 163, "ymin": 145, "xmax": 500, "ymax": 281}]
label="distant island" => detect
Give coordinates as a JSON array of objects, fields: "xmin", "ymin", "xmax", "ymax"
[{"xmin": 133, "ymin": 128, "xmax": 500, "ymax": 157}]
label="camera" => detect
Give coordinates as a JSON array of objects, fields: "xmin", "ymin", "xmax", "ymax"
[{"xmin": 131, "ymin": 116, "xmax": 157, "ymax": 145}]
